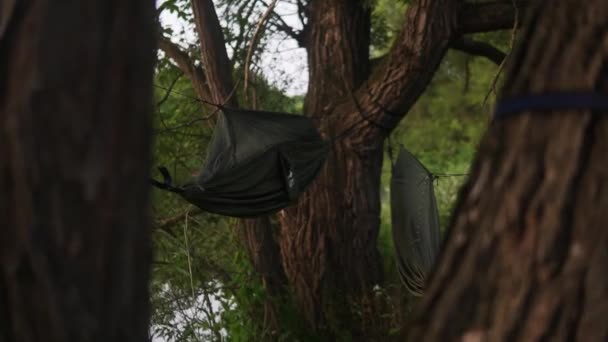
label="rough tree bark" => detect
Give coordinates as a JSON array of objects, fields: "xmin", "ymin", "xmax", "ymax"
[
  {"xmin": 277, "ymin": 1, "xmax": 458, "ymax": 331},
  {"xmin": 408, "ymin": 0, "xmax": 608, "ymax": 340},
  {"xmin": 0, "ymin": 1, "xmax": 156, "ymax": 341}
]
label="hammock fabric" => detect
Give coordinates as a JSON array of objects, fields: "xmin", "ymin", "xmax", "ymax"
[
  {"xmin": 152, "ymin": 108, "xmax": 329, "ymax": 217},
  {"xmin": 390, "ymin": 147, "xmax": 441, "ymax": 296}
]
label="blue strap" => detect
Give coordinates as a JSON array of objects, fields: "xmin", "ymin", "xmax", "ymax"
[{"xmin": 494, "ymin": 92, "xmax": 608, "ymax": 120}]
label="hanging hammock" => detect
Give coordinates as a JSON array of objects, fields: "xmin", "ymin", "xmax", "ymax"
[
  {"xmin": 151, "ymin": 108, "xmax": 329, "ymax": 218},
  {"xmin": 390, "ymin": 146, "xmax": 442, "ymax": 296}
]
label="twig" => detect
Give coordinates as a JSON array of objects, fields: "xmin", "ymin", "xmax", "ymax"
[
  {"xmin": 154, "ymin": 108, "xmax": 214, "ymax": 134},
  {"xmin": 482, "ymin": 0, "xmax": 520, "ymax": 110},
  {"xmin": 156, "ymin": 72, "xmax": 184, "ymax": 107},
  {"xmin": 244, "ymin": 0, "xmax": 279, "ymax": 100},
  {"xmin": 184, "ymin": 213, "xmax": 196, "ymax": 299},
  {"xmin": 156, "ymin": 207, "xmax": 204, "ymax": 228},
  {"xmin": 451, "ymin": 38, "xmax": 506, "ymax": 66},
  {"xmin": 268, "ymin": 11, "xmax": 302, "ymax": 44}
]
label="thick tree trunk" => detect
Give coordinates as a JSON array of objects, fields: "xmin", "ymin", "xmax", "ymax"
[
  {"xmin": 0, "ymin": 1, "xmax": 155, "ymax": 341},
  {"xmin": 278, "ymin": 0, "xmax": 457, "ymax": 332},
  {"xmin": 278, "ymin": 1, "xmax": 384, "ymax": 332},
  {"xmin": 408, "ymin": 1, "xmax": 608, "ymax": 340},
  {"xmin": 302, "ymin": 0, "xmax": 371, "ymax": 117},
  {"xmin": 279, "ymin": 136, "xmax": 385, "ymax": 330}
]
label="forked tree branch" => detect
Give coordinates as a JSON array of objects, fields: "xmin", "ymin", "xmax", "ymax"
[
  {"xmin": 158, "ymin": 37, "xmax": 210, "ymax": 101},
  {"xmin": 269, "ymin": 12, "xmax": 304, "ymax": 46},
  {"xmin": 345, "ymin": 0, "xmax": 528, "ymax": 144},
  {"xmin": 451, "ymin": 37, "xmax": 506, "ymax": 65},
  {"xmin": 260, "ymin": 0, "xmax": 298, "ymax": 41},
  {"xmin": 344, "ymin": 0, "xmax": 458, "ymax": 143},
  {"xmin": 226, "ymin": 0, "xmax": 259, "ymax": 66},
  {"xmin": 296, "ymin": 0, "xmax": 306, "ymax": 30}
]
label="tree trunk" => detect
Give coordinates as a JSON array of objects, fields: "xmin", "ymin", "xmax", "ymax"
[
  {"xmin": 191, "ymin": 0, "xmax": 288, "ymax": 337},
  {"xmin": 279, "ymin": 136, "xmax": 385, "ymax": 330},
  {"xmin": 278, "ymin": 0, "xmax": 458, "ymax": 333},
  {"xmin": 278, "ymin": 1, "xmax": 385, "ymax": 332},
  {"xmin": 238, "ymin": 217, "xmax": 287, "ymax": 336},
  {"xmin": 302, "ymin": 0, "xmax": 371, "ymax": 117},
  {"xmin": 0, "ymin": 1, "xmax": 155, "ymax": 341},
  {"xmin": 408, "ymin": 1, "xmax": 608, "ymax": 340}
]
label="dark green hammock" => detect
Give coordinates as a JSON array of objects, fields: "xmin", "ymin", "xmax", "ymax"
[
  {"xmin": 390, "ymin": 147, "xmax": 441, "ymax": 296},
  {"xmin": 151, "ymin": 108, "xmax": 329, "ymax": 217}
]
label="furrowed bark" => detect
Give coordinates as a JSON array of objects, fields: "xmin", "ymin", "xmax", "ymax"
[
  {"xmin": 278, "ymin": 0, "xmax": 380, "ymax": 333},
  {"xmin": 327, "ymin": 0, "xmax": 530, "ymax": 146},
  {"xmin": 0, "ymin": 0, "xmax": 156, "ymax": 340},
  {"xmin": 335, "ymin": 0, "xmax": 470, "ymax": 147},
  {"xmin": 302, "ymin": 0, "xmax": 371, "ymax": 118},
  {"xmin": 408, "ymin": 0, "xmax": 608, "ymax": 340}
]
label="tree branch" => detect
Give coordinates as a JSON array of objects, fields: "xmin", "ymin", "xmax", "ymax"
[
  {"xmin": 244, "ymin": 0, "xmax": 278, "ymax": 98},
  {"xmin": 191, "ymin": 0, "xmax": 239, "ymax": 107},
  {"xmin": 343, "ymin": 0, "xmax": 458, "ymax": 143},
  {"xmin": 451, "ymin": 37, "xmax": 506, "ymax": 65},
  {"xmin": 459, "ymin": 0, "xmax": 528, "ymax": 34},
  {"xmin": 343, "ymin": 0, "xmax": 529, "ymax": 144},
  {"xmin": 296, "ymin": 0, "xmax": 306, "ymax": 30},
  {"xmin": 158, "ymin": 37, "xmax": 210, "ymax": 101},
  {"xmin": 156, "ymin": 71, "xmax": 183, "ymax": 107},
  {"xmin": 155, "ymin": 207, "xmax": 204, "ymax": 229},
  {"xmin": 226, "ymin": 0, "xmax": 259, "ymax": 67},
  {"xmin": 269, "ymin": 12, "xmax": 303, "ymax": 46}
]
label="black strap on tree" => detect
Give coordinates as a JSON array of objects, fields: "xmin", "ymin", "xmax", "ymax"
[
  {"xmin": 494, "ymin": 92, "xmax": 608, "ymax": 120},
  {"xmin": 331, "ymin": 85, "xmax": 404, "ymax": 144},
  {"xmin": 333, "ymin": 87, "xmax": 392, "ymax": 140},
  {"xmin": 364, "ymin": 82, "xmax": 403, "ymax": 124}
]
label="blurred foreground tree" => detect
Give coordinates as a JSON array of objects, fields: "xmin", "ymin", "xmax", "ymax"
[
  {"xmin": 409, "ymin": 0, "xmax": 608, "ymax": 340},
  {"xmin": 0, "ymin": 0, "xmax": 156, "ymax": 341}
]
